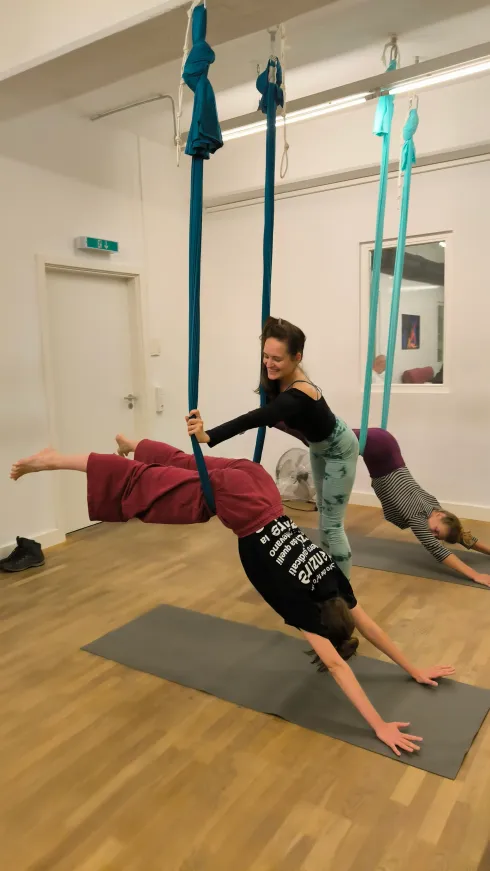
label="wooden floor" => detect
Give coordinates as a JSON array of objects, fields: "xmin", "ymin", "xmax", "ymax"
[{"xmin": 1, "ymin": 504, "xmax": 490, "ymax": 871}]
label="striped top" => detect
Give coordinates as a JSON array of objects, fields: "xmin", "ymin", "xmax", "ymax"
[
  {"xmin": 372, "ymin": 467, "xmax": 452, "ymax": 562},
  {"xmin": 274, "ymin": 423, "xmax": 476, "ymax": 562}
]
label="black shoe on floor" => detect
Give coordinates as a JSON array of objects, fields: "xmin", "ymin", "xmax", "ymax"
[{"xmin": 0, "ymin": 537, "xmax": 45, "ymax": 573}]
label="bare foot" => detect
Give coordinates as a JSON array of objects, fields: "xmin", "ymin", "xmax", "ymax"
[
  {"xmin": 115, "ymin": 433, "xmax": 137, "ymax": 457},
  {"xmin": 10, "ymin": 447, "xmax": 59, "ymax": 480}
]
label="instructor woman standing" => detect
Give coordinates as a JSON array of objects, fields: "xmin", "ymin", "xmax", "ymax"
[{"xmin": 187, "ymin": 316, "xmax": 359, "ymax": 579}]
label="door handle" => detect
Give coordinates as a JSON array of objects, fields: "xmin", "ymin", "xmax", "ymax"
[{"xmin": 124, "ymin": 393, "xmax": 138, "ymax": 409}]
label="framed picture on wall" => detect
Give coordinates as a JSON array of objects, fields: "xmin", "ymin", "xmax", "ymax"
[{"xmin": 401, "ymin": 314, "xmax": 420, "ymax": 350}]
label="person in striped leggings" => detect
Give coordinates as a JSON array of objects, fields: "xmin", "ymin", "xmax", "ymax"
[{"xmin": 277, "ymin": 423, "xmax": 490, "ymax": 587}]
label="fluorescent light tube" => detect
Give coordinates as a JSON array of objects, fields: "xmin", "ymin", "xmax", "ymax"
[
  {"xmin": 221, "ymin": 93, "xmax": 369, "ymax": 141},
  {"xmin": 220, "ymin": 56, "xmax": 490, "ymax": 142},
  {"xmin": 389, "ymin": 59, "xmax": 490, "ymax": 95}
]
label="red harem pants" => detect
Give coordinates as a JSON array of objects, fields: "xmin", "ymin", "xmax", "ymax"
[
  {"xmin": 87, "ymin": 439, "xmax": 226, "ymax": 526},
  {"xmin": 87, "ymin": 439, "xmax": 283, "ymax": 535}
]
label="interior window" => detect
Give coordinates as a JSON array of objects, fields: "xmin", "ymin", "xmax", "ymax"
[{"xmin": 370, "ymin": 240, "xmax": 445, "ymax": 385}]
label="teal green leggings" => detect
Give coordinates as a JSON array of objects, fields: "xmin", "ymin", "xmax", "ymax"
[{"xmin": 309, "ymin": 418, "xmax": 359, "ymax": 579}]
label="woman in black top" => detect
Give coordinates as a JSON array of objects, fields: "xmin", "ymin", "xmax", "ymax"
[{"xmin": 188, "ymin": 317, "xmax": 359, "ymax": 579}]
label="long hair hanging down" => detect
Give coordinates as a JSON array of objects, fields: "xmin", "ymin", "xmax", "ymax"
[
  {"xmin": 306, "ymin": 597, "xmax": 359, "ymax": 669},
  {"xmin": 440, "ymin": 511, "xmax": 477, "ymax": 549}
]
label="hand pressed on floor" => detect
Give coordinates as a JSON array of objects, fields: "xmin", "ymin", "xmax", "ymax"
[{"xmin": 375, "ymin": 721, "xmax": 422, "ymax": 756}]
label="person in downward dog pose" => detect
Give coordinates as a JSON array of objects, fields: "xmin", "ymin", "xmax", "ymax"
[
  {"xmin": 277, "ymin": 423, "xmax": 490, "ymax": 587},
  {"xmin": 187, "ymin": 316, "xmax": 359, "ymax": 581},
  {"xmin": 11, "ymin": 433, "xmax": 454, "ymax": 757},
  {"xmin": 356, "ymin": 428, "xmax": 490, "ymax": 585}
]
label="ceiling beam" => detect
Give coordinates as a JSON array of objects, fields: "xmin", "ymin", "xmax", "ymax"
[
  {"xmin": 0, "ymin": 0, "xmax": 332, "ymax": 122},
  {"xmin": 199, "ymin": 40, "xmax": 490, "ymax": 139}
]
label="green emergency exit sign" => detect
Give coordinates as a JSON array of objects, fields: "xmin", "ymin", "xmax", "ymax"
[{"xmin": 75, "ymin": 236, "xmax": 119, "ymax": 253}]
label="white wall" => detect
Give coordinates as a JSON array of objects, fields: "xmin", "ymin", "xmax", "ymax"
[
  {"xmin": 207, "ymin": 74, "xmax": 490, "ymax": 199},
  {"xmin": 195, "ymin": 69, "xmax": 490, "ymax": 517},
  {"xmin": 0, "ymin": 105, "xmax": 189, "ymax": 554},
  {"xmin": 0, "ymin": 0, "xmax": 185, "ymax": 79},
  {"xmin": 2, "ymin": 15, "xmax": 490, "ymax": 559},
  {"xmin": 377, "ymin": 276, "xmax": 444, "ymax": 381},
  {"xmin": 139, "ymin": 136, "xmax": 191, "ymax": 449},
  {"xmin": 198, "ymin": 159, "xmax": 490, "ymax": 515}
]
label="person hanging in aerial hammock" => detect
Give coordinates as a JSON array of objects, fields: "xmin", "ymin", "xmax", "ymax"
[
  {"xmin": 276, "ymin": 424, "xmax": 490, "ymax": 588},
  {"xmin": 10, "ymin": 433, "xmax": 454, "ymax": 757},
  {"xmin": 187, "ymin": 316, "xmax": 359, "ymax": 581}
]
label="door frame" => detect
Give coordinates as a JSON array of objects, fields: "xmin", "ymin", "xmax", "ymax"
[{"xmin": 36, "ymin": 254, "xmax": 151, "ymax": 537}]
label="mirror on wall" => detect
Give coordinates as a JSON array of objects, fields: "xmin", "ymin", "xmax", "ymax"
[{"xmin": 369, "ymin": 240, "xmax": 445, "ymax": 385}]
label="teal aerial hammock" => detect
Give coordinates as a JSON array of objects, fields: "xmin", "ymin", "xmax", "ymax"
[
  {"xmin": 183, "ymin": 1, "xmax": 223, "ymax": 511},
  {"xmin": 381, "ymin": 103, "xmax": 419, "ymax": 429},
  {"xmin": 358, "ymin": 58, "xmax": 397, "ymax": 455},
  {"xmin": 359, "ymin": 54, "xmax": 419, "ymax": 449},
  {"xmin": 253, "ymin": 47, "xmax": 284, "ymax": 465}
]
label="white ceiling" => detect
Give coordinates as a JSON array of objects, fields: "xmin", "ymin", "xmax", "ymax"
[
  {"xmin": 0, "ymin": 0, "xmax": 336, "ymax": 121},
  {"xmin": 68, "ymin": 0, "xmax": 490, "ymax": 145},
  {"xmin": 2, "ymin": 0, "xmax": 490, "ymax": 141}
]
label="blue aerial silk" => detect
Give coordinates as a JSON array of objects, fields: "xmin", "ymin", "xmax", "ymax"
[
  {"xmin": 358, "ymin": 60, "xmax": 396, "ymax": 455},
  {"xmin": 253, "ymin": 57, "xmax": 284, "ymax": 464},
  {"xmin": 381, "ymin": 107, "xmax": 419, "ymax": 429},
  {"xmin": 184, "ymin": 3, "xmax": 223, "ymax": 511}
]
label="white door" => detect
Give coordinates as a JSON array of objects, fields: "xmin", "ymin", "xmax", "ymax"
[{"xmin": 46, "ymin": 267, "xmax": 142, "ymax": 533}]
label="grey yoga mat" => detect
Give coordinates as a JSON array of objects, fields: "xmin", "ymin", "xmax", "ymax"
[
  {"xmin": 302, "ymin": 528, "xmax": 490, "ymax": 589},
  {"xmin": 82, "ymin": 605, "xmax": 490, "ymax": 779}
]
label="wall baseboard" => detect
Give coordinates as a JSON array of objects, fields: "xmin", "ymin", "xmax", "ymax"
[
  {"xmin": 351, "ymin": 490, "xmax": 490, "ymax": 522},
  {"xmin": 1, "ymin": 496, "xmax": 488, "ymax": 563},
  {"xmin": 0, "ymin": 528, "xmax": 66, "ymax": 560}
]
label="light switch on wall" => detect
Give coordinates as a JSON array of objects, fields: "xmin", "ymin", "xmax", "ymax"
[
  {"xmin": 149, "ymin": 339, "xmax": 161, "ymax": 357},
  {"xmin": 155, "ymin": 386, "xmax": 164, "ymax": 413}
]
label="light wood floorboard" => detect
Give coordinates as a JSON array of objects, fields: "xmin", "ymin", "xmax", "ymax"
[{"xmin": 1, "ymin": 504, "xmax": 489, "ymax": 870}]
